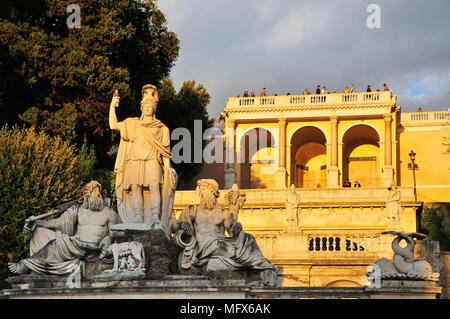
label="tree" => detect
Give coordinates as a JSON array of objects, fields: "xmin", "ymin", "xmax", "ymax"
[
  {"xmin": 419, "ymin": 206, "xmax": 450, "ymax": 251},
  {"xmin": 0, "ymin": 125, "xmax": 96, "ymax": 288},
  {"xmin": 157, "ymin": 79, "xmax": 214, "ymax": 183},
  {"xmin": 0, "ymin": 0, "xmax": 179, "ymax": 168}
]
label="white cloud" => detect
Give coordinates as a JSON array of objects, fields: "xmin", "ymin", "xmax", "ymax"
[{"xmin": 268, "ymin": 6, "xmax": 318, "ymax": 49}]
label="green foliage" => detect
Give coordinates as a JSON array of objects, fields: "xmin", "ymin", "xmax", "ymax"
[
  {"xmin": 157, "ymin": 79, "xmax": 214, "ymax": 183},
  {"xmin": 419, "ymin": 207, "xmax": 450, "ymax": 251},
  {"xmin": 78, "ymin": 135, "xmax": 97, "ymax": 182},
  {"xmin": 0, "ymin": 125, "xmax": 96, "ymax": 288},
  {"xmin": 0, "ymin": 0, "xmax": 179, "ymax": 167},
  {"xmin": 91, "ymin": 168, "xmax": 116, "ymax": 209}
]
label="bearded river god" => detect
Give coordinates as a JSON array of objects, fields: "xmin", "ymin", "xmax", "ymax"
[
  {"xmin": 170, "ymin": 179, "xmax": 277, "ymax": 276},
  {"xmin": 109, "ymin": 84, "xmax": 177, "ymax": 232},
  {"xmin": 8, "ymin": 181, "xmax": 118, "ymax": 276}
]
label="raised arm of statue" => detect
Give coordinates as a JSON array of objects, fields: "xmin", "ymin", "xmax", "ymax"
[{"xmin": 109, "ymin": 90, "xmax": 121, "ymax": 131}]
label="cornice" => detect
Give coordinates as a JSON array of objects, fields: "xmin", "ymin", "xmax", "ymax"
[{"xmin": 224, "ymin": 103, "xmax": 394, "ymax": 114}]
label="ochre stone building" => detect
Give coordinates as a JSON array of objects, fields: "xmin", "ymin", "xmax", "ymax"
[{"xmin": 174, "ymin": 90, "xmax": 450, "ymax": 287}]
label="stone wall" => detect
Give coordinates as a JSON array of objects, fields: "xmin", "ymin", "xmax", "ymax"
[{"xmin": 1, "ymin": 278, "xmax": 441, "ymax": 299}]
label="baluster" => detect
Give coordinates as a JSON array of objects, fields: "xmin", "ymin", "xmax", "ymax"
[
  {"xmin": 322, "ymin": 237, "xmax": 327, "ymax": 251},
  {"xmin": 315, "ymin": 237, "xmax": 321, "ymax": 251},
  {"xmin": 328, "ymin": 237, "xmax": 334, "ymax": 251},
  {"xmin": 335, "ymin": 237, "xmax": 341, "ymax": 251},
  {"xmin": 308, "ymin": 238, "xmax": 314, "ymax": 251}
]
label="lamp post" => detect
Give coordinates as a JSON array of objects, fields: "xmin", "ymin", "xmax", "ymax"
[{"xmin": 408, "ymin": 150, "xmax": 418, "ymax": 201}]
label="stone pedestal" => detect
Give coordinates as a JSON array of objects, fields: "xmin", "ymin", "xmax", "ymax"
[
  {"xmin": 327, "ymin": 166, "xmax": 340, "ymax": 188},
  {"xmin": 275, "ymin": 168, "xmax": 287, "ymax": 188},
  {"xmin": 383, "ymin": 165, "xmax": 394, "ymax": 187}
]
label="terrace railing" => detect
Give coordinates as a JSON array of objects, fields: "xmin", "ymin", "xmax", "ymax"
[{"xmin": 226, "ymin": 91, "xmax": 396, "ymax": 109}]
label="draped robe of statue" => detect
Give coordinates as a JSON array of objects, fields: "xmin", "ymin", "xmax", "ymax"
[{"xmin": 114, "ymin": 117, "xmax": 176, "ymax": 225}]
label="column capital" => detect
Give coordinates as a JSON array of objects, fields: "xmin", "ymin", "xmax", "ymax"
[
  {"xmin": 383, "ymin": 113, "xmax": 393, "ymax": 122},
  {"xmin": 226, "ymin": 118, "xmax": 236, "ymax": 128},
  {"xmin": 330, "ymin": 115, "xmax": 339, "ymax": 124},
  {"xmin": 278, "ymin": 118, "xmax": 287, "ymax": 126}
]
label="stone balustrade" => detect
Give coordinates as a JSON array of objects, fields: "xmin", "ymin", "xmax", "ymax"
[
  {"xmin": 401, "ymin": 110, "xmax": 450, "ymax": 125},
  {"xmin": 305, "ymin": 231, "xmax": 392, "ymax": 258},
  {"xmin": 226, "ymin": 91, "xmax": 396, "ymax": 109},
  {"xmin": 250, "ymin": 230, "xmax": 393, "ymax": 264},
  {"xmin": 173, "ymin": 187, "xmax": 416, "ymax": 209}
]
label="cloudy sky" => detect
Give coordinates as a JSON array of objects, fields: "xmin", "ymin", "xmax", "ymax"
[{"xmin": 157, "ymin": 0, "xmax": 450, "ymax": 119}]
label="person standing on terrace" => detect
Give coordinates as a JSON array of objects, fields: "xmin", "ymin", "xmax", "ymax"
[
  {"xmin": 349, "ymin": 84, "xmax": 356, "ymax": 93},
  {"xmin": 343, "ymin": 178, "xmax": 352, "ymax": 188},
  {"xmin": 303, "ymin": 88, "xmax": 310, "ymax": 95},
  {"xmin": 383, "ymin": 83, "xmax": 389, "ymax": 91},
  {"xmin": 366, "ymin": 85, "xmax": 372, "ymax": 92},
  {"xmin": 344, "ymin": 87, "xmax": 349, "ymax": 93},
  {"xmin": 260, "ymin": 88, "xmax": 268, "ymax": 96},
  {"xmin": 316, "ymin": 85, "xmax": 321, "ymax": 94},
  {"xmin": 243, "ymin": 90, "xmax": 249, "ymax": 97},
  {"xmin": 322, "ymin": 86, "xmax": 328, "ymax": 94}
]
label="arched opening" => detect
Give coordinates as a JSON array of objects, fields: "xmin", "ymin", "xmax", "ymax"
[
  {"xmin": 342, "ymin": 125, "xmax": 380, "ymax": 187},
  {"xmin": 290, "ymin": 126, "xmax": 327, "ymax": 188},
  {"xmin": 239, "ymin": 128, "xmax": 276, "ymax": 189}
]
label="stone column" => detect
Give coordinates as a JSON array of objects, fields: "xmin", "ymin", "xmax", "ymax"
[
  {"xmin": 327, "ymin": 115, "xmax": 340, "ymax": 188},
  {"xmin": 276, "ymin": 118, "xmax": 287, "ymax": 188},
  {"xmin": 279, "ymin": 119, "xmax": 287, "ymax": 169},
  {"xmin": 224, "ymin": 118, "xmax": 236, "ymax": 188},
  {"xmin": 383, "ymin": 114, "xmax": 394, "ymax": 186}
]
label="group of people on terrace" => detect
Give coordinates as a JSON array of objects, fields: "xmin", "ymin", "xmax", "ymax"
[
  {"xmin": 238, "ymin": 87, "xmax": 268, "ymax": 98},
  {"xmin": 343, "ymin": 178, "xmax": 361, "ymax": 188},
  {"xmin": 236, "ymin": 83, "xmax": 389, "ymax": 98}
]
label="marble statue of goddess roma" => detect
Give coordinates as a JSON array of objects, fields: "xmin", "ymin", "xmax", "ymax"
[{"xmin": 109, "ymin": 84, "xmax": 177, "ymax": 230}]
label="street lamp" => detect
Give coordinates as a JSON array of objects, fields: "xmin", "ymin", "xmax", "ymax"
[{"xmin": 408, "ymin": 150, "xmax": 418, "ymax": 201}]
